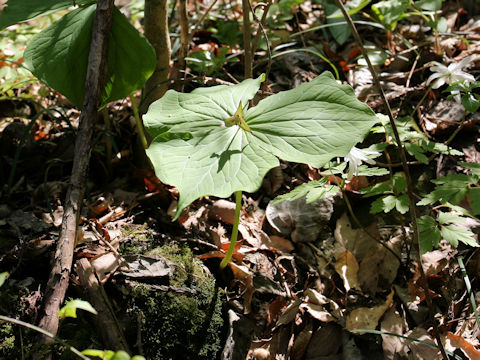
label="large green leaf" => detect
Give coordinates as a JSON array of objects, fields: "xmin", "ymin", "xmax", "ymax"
[
  {"xmin": 24, "ymin": 5, "xmax": 156, "ymax": 108},
  {"xmin": 0, "ymin": 0, "xmax": 92, "ymax": 30},
  {"xmin": 144, "ymin": 72, "xmax": 377, "ymax": 220},
  {"xmin": 245, "ymin": 72, "xmax": 376, "ymax": 166}
]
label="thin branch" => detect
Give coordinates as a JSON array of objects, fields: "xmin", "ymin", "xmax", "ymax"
[
  {"xmin": 37, "ymin": 0, "xmax": 115, "ymax": 348},
  {"xmin": 242, "ymin": 0, "xmax": 253, "ymax": 79},
  {"xmin": 334, "ymin": 1, "xmax": 449, "ymax": 359}
]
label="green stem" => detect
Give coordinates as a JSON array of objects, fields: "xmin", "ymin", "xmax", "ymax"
[
  {"xmin": 220, "ymin": 191, "xmax": 242, "ymax": 270},
  {"xmin": 130, "ymin": 93, "xmax": 148, "ymax": 149},
  {"xmin": 457, "ymin": 256, "xmax": 480, "ymax": 330},
  {"xmin": 0, "ymin": 315, "xmax": 90, "ymax": 360},
  {"xmin": 334, "ymin": 2, "xmax": 448, "ymax": 359}
]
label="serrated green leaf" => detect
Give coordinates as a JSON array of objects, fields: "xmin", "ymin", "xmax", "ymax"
[
  {"xmin": 145, "ymin": 72, "xmax": 377, "ymax": 220},
  {"xmin": 356, "ymin": 165, "xmax": 389, "ymax": 177},
  {"xmin": 24, "ymin": 5, "xmax": 156, "ymax": 108},
  {"xmin": 469, "ymin": 187, "xmax": 480, "ymax": 215},
  {"xmin": 392, "ymin": 172, "xmax": 407, "ymax": 193},
  {"xmin": 419, "ymin": 175, "xmax": 472, "ymax": 206},
  {"xmin": 460, "ymin": 162, "xmax": 480, "ymax": 177},
  {"xmin": 371, "ymin": 195, "xmax": 397, "ymax": 214},
  {"xmin": 431, "ymin": 174, "xmax": 476, "ymax": 185},
  {"xmin": 305, "ymin": 184, "xmax": 339, "ymax": 203},
  {"xmin": 273, "ymin": 178, "xmax": 338, "ymax": 204},
  {"xmin": 395, "ymin": 194, "xmax": 409, "ymax": 214},
  {"xmin": 321, "ymin": 162, "xmax": 347, "ymax": 175},
  {"xmin": 0, "ymin": 0, "xmax": 92, "ymax": 30},
  {"xmin": 440, "ymin": 224, "xmax": 478, "ymax": 248},
  {"xmin": 437, "ymin": 212, "xmax": 467, "ymax": 225},
  {"xmin": 405, "ymin": 142, "xmax": 428, "ymax": 164},
  {"xmin": 360, "ymin": 182, "xmax": 392, "ymax": 198},
  {"xmin": 418, "ymin": 215, "xmax": 442, "ymax": 253},
  {"xmin": 58, "ymin": 299, "xmax": 97, "ymax": 318},
  {"xmin": 426, "ymin": 141, "xmax": 463, "ymax": 156}
]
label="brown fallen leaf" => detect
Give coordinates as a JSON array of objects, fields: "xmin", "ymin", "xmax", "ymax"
[
  {"xmin": 381, "ymin": 306, "xmax": 408, "ymax": 360},
  {"xmin": 276, "ymin": 299, "xmax": 302, "ymax": 327},
  {"xmin": 304, "ymin": 323, "xmax": 343, "ymax": 360},
  {"xmin": 291, "ymin": 321, "xmax": 313, "ymax": 360},
  {"xmin": 346, "ymin": 290, "xmax": 394, "ymax": 333},
  {"xmin": 300, "ymin": 303, "xmax": 335, "ymax": 322},
  {"xmin": 447, "ymin": 332, "xmax": 480, "ymax": 360},
  {"xmin": 334, "ymin": 251, "xmax": 360, "ymax": 292}
]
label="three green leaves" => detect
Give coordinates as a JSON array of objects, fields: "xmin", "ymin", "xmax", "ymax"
[{"xmin": 144, "ymin": 72, "xmax": 378, "ymax": 219}]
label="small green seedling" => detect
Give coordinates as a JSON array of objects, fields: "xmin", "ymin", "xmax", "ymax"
[{"xmin": 144, "ymin": 72, "xmax": 378, "ymax": 268}]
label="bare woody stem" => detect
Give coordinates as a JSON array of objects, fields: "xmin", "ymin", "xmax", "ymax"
[
  {"xmin": 242, "ymin": 0, "xmax": 253, "ymax": 79},
  {"xmin": 36, "ymin": 0, "xmax": 115, "ymax": 349},
  {"xmin": 334, "ymin": 1, "xmax": 449, "ymax": 359}
]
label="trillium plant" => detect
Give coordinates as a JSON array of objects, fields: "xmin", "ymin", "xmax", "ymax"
[{"xmin": 144, "ymin": 72, "xmax": 378, "ymax": 268}]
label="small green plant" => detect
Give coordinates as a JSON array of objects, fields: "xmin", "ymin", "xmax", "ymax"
[
  {"xmin": 143, "ymin": 71, "xmax": 378, "ymax": 267},
  {"xmin": 0, "ymin": 0, "xmax": 156, "ymax": 109},
  {"xmin": 58, "ymin": 298, "xmax": 98, "ymax": 319}
]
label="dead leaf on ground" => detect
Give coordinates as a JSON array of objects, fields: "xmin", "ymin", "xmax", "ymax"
[
  {"xmin": 334, "ymin": 213, "xmax": 402, "ymax": 294},
  {"xmin": 276, "ymin": 299, "xmax": 302, "ymax": 327},
  {"xmin": 291, "ymin": 320, "xmax": 313, "ymax": 360},
  {"xmin": 446, "ymin": 332, "xmax": 480, "ymax": 360},
  {"xmin": 381, "ymin": 306, "xmax": 409, "ymax": 360},
  {"xmin": 266, "ymin": 194, "xmax": 337, "ymax": 243},
  {"xmin": 229, "ymin": 262, "xmax": 255, "ymax": 314},
  {"xmin": 405, "ymin": 327, "xmax": 440, "ymax": 360},
  {"xmin": 300, "ymin": 303, "xmax": 335, "ymax": 323},
  {"xmin": 334, "ymin": 251, "xmax": 360, "ymax": 292},
  {"xmin": 346, "ymin": 290, "xmax": 394, "ymax": 333},
  {"xmin": 304, "ymin": 323, "xmax": 343, "ymax": 360}
]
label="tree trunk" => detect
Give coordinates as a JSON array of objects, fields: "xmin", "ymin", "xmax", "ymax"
[{"xmin": 141, "ymin": 0, "xmax": 171, "ymax": 113}]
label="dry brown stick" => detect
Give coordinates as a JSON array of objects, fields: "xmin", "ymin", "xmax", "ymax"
[
  {"xmin": 242, "ymin": 0, "xmax": 253, "ymax": 79},
  {"xmin": 75, "ymin": 258, "xmax": 130, "ymax": 351},
  {"xmin": 251, "ymin": 1, "xmax": 272, "ymax": 55},
  {"xmin": 37, "ymin": 0, "xmax": 115, "ymax": 345},
  {"xmin": 334, "ymin": 1, "xmax": 448, "ymax": 359}
]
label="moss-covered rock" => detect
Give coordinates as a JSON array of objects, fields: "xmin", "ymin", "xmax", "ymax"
[{"xmin": 123, "ymin": 243, "xmax": 225, "ymax": 359}]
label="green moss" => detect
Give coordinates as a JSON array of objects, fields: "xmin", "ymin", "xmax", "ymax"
[
  {"xmin": 0, "ymin": 323, "xmax": 15, "ymax": 356},
  {"xmin": 126, "ymin": 243, "xmax": 225, "ymax": 359}
]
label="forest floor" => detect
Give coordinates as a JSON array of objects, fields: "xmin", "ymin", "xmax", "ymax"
[{"xmin": 1, "ymin": 1, "xmax": 480, "ymax": 359}]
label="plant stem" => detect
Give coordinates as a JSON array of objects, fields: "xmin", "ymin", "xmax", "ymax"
[
  {"xmin": 0, "ymin": 315, "xmax": 90, "ymax": 360},
  {"xmin": 342, "ymin": 188, "xmax": 402, "ymax": 263},
  {"xmin": 335, "ymin": 2, "xmax": 449, "ymax": 359},
  {"xmin": 220, "ymin": 190, "xmax": 242, "ymax": 270},
  {"xmin": 242, "ymin": 0, "xmax": 253, "ymax": 79},
  {"xmin": 130, "ymin": 94, "xmax": 148, "ymax": 149},
  {"xmin": 457, "ymin": 256, "xmax": 480, "ymax": 330}
]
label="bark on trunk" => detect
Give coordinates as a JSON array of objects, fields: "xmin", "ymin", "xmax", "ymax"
[{"xmin": 141, "ymin": 0, "xmax": 171, "ymax": 113}]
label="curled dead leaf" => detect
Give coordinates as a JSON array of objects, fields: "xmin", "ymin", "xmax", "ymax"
[{"xmin": 346, "ymin": 290, "xmax": 394, "ymax": 333}]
